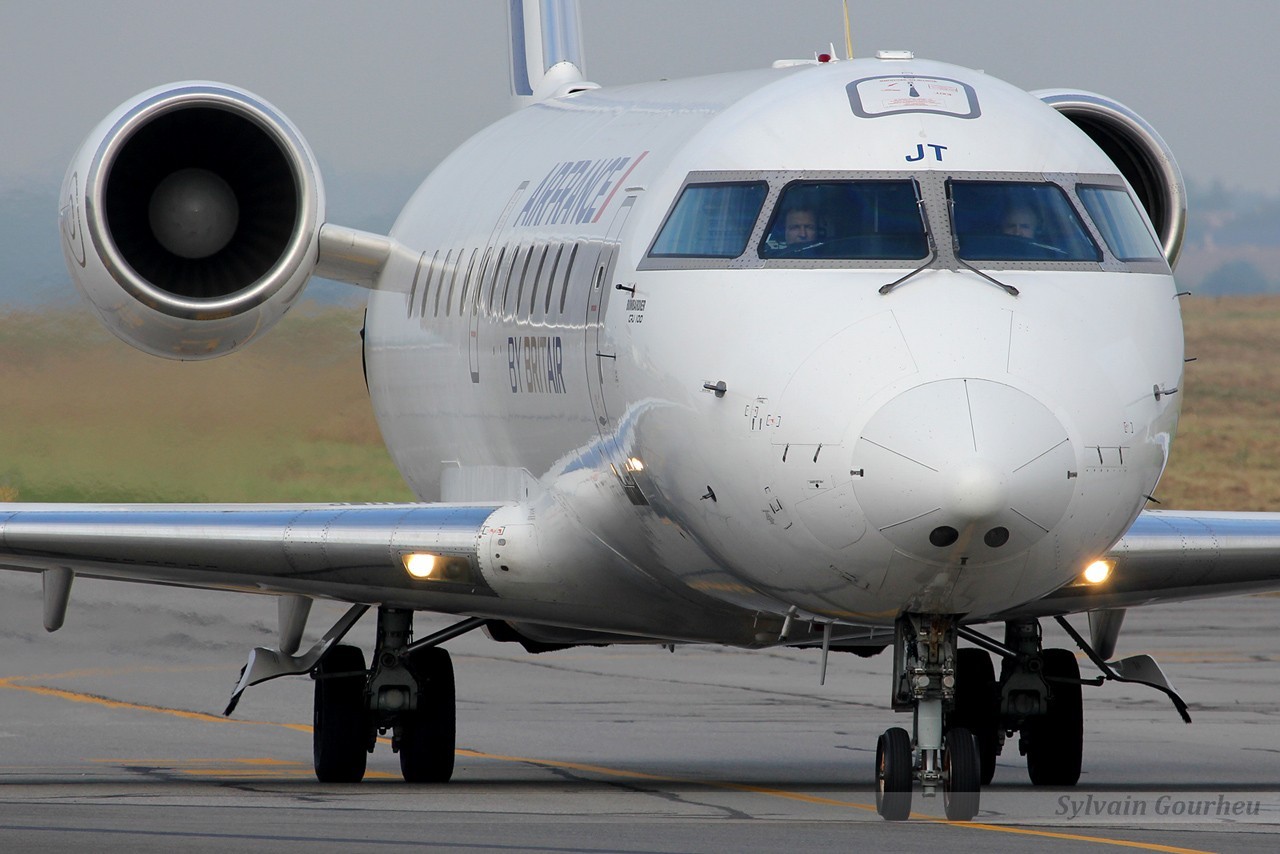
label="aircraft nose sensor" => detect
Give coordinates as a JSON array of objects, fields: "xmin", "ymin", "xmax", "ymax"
[{"xmin": 851, "ymin": 378, "xmax": 1076, "ymax": 563}]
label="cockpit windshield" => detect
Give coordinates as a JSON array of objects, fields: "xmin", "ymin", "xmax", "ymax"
[
  {"xmin": 759, "ymin": 180, "xmax": 927, "ymax": 260},
  {"xmin": 949, "ymin": 180, "xmax": 1100, "ymax": 262},
  {"xmin": 648, "ymin": 181, "xmax": 768, "ymax": 257},
  {"xmin": 1077, "ymin": 185, "xmax": 1163, "ymax": 261},
  {"xmin": 641, "ymin": 170, "xmax": 1164, "ymax": 274}
]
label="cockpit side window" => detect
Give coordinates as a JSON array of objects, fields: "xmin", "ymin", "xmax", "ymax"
[
  {"xmin": 1077, "ymin": 185, "xmax": 1163, "ymax": 262},
  {"xmin": 648, "ymin": 181, "xmax": 768, "ymax": 258},
  {"xmin": 950, "ymin": 181, "xmax": 1101, "ymax": 262},
  {"xmin": 759, "ymin": 180, "xmax": 927, "ymax": 260}
]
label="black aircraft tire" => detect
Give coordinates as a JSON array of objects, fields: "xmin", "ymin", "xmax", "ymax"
[
  {"xmin": 943, "ymin": 728, "xmax": 982, "ymax": 821},
  {"xmin": 950, "ymin": 647, "xmax": 1000, "ymax": 784},
  {"xmin": 1025, "ymin": 648, "xmax": 1084, "ymax": 786},
  {"xmin": 875, "ymin": 726, "xmax": 913, "ymax": 821},
  {"xmin": 399, "ymin": 646, "xmax": 457, "ymax": 783},
  {"xmin": 313, "ymin": 644, "xmax": 369, "ymax": 783}
]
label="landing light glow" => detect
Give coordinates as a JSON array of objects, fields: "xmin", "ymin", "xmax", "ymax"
[
  {"xmin": 1083, "ymin": 560, "xmax": 1113, "ymax": 584},
  {"xmin": 403, "ymin": 553, "xmax": 439, "ymax": 580}
]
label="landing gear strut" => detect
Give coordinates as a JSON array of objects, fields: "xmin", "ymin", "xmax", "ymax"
[
  {"xmin": 310, "ymin": 608, "xmax": 482, "ymax": 783},
  {"xmin": 876, "ymin": 614, "xmax": 981, "ymax": 821}
]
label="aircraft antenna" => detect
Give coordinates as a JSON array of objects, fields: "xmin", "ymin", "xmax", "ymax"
[{"xmin": 842, "ymin": 0, "xmax": 854, "ymax": 59}]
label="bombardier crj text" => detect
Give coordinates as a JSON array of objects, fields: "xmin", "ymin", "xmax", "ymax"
[{"xmin": 4, "ymin": 0, "xmax": 1279, "ymax": 822}]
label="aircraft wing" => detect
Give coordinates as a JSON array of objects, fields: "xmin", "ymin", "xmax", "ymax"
[
  {"xmin": 0, "ymin": 501, "xmax": 779, "ymax": 651},
  {"xmin": 0, "ymin": 502, "xmax": 505, "ymax": 617},
  {"xmin": 3, "ymin": 503, "xmax": 1278, "ymax": 631},
  {"xmin": 1012, "ymin": 509, "xmax": 1280, "ymax": 617}
]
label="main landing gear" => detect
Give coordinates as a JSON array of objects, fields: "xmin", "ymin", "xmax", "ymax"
[
  {"xmin": 999, "ymin": 619, "xmax": 1083, "ymax": 787},
  {"xmin": 875, "ymin": 615, "xmax": 1088, "ymax": 822},
  {"xmin": 311, "ymin": 607, "xmax": 480, "ymax": 783}
]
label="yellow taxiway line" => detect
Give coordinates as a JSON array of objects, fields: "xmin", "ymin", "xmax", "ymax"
[{"xmin": 0, "ymin": 668, "xmax": 1214, "ymax": 854}]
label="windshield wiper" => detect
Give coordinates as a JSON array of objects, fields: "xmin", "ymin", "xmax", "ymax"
[
  {"xmin": 953, "ymin": 255, "xmax": 1020, "ymax": 297},
  {"xmin": 879, "ymin": 189, "xmax": 937, "ymax": 295},
  {"xmin": 943, "ymin": 188, "xmax": 1019, "ymax": 297}
]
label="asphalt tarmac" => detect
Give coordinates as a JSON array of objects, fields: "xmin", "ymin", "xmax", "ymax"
[{"xmin": 0, "ymin": 572, "xmax": 1275, "ymax": 852}]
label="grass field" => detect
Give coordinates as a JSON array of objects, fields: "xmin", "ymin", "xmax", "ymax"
[
  {"xmin": 0, "ymin": 303, "xmax": 414, "ymax": 503},
  {"xmin": 0, "ymin": 296, "xmax": 1276, "ymax": 510},
  {"xmin": 1160, "ymin": 295, "xmax": 1280, "ymax": 510}
]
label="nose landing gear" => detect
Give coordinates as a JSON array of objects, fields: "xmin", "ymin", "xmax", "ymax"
[{"xmin": 876, "ymin": 614, "xmax": 981, "ymax": 821}]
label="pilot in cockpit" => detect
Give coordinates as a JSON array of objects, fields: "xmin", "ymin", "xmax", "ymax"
[
  {"xmin": 783, "ymin": 206, "xmax": 821, "ymax": 248},
  {"xmin": 1001, "ymin": 204, "xmax": 1040, "ymax": 240}
]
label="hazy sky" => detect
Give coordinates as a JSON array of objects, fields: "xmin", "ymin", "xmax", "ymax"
[{"xmin": 3, "ymin": 0, "xmax": 1277, "ymax": 228}]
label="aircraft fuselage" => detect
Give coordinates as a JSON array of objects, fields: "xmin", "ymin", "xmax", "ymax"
[{"xmin": 364, "ymin": 57, "xmax": 1183, "ymax": 630}]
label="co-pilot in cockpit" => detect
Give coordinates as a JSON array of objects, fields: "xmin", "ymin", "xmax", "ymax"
[{"xmin": 948, "ymin": 181, "xmax": 1099, "ymax": 262}]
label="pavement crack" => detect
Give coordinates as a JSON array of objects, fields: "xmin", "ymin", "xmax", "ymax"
[{"xmin": 542, "ymin": 765, "xmax": 756, "ymax": 820}]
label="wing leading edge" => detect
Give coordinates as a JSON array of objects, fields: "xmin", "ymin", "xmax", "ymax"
[
  {"xmin": 1010, "ymin": 509, "xmax": 1280, "ymax": 617},
  {"xmin": 0, "ymin": 503, "xmax": 503, "ymax": 613},
  {"xmin": 0, "ymin": 502, "xmax": 789, "ymax": 648},
  {"xmin": 5, "ymin": 505, "xmax": 1280, "ymax": 626}
]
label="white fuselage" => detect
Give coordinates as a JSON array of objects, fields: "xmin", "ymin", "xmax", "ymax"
[{"xmin": 364, "ymin": 58, "xmax": 1183, "ymax": 632}]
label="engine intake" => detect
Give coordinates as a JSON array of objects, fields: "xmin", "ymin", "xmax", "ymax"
[
  {"xmin": 61, "ymin": 82, "xmax": 324, "ymax": 359},
  {"xmin": 1035, "ymin": 89, "xmax": 1186, "ymax": 268}
]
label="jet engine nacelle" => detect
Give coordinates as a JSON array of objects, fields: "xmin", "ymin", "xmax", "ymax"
[
  {"xmin": 59, "ymin": 82, "xmax": 324, "ymax": 359},
  {"xmin": 1035, "ymin": 89, "xmax": 1186, "ymax": 268}
]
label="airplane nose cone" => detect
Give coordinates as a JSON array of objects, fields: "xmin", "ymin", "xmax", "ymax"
[
  {"xmin": 852, "ymin": 379, "xmax": 1076, "ymax": 562},
  {"xmin": 948, "ymin": 463, "xmax": 1008, "ymax": 523}
]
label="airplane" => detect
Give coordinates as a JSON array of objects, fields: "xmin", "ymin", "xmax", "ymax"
[{"xmin": 2, "ymin": 0, "xmax": 1277, "ymax": 823}]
